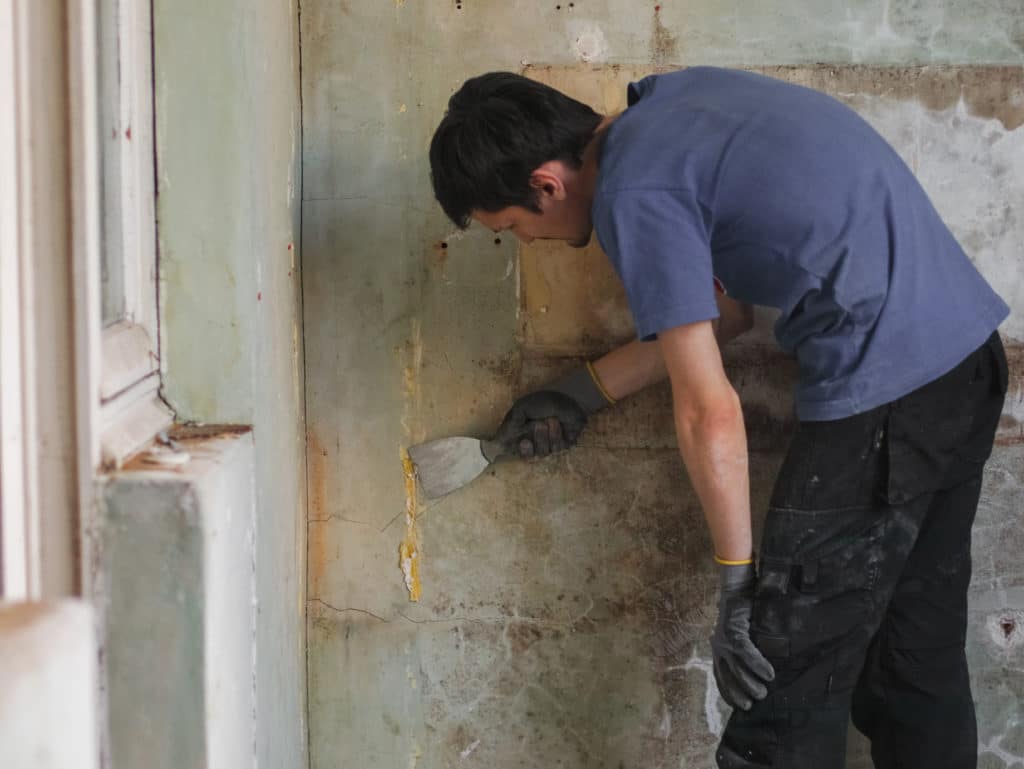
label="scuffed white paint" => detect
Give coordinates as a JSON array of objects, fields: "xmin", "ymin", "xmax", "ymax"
[
  {"xmin": 986, "ymin": 609, "xmax": 1024, "ymax": 651},
  {"xmin": 979, "ymin": 734, "xmax": 1024, "ymax": 767},
  {"xmin": 851, "ymin": 96, "xmax": 1024, "ymax": 342},
  {"xmin": 407, "ymin": 742, "xmax": 422, "ymax": 769},
  {"xmin": 683, "ymin": 653, "xmax": 724, "ymax": 736},
  {"xmin": 656, "ymin": 702, "xmax": 672, "ymax": 739},
  {"xmin": 567, "ymin": 21, "xmax": 608, "ymax": 63},
  {"xmin": 460, "ymin": 739, "xmax": 480, "ymax": 759}
]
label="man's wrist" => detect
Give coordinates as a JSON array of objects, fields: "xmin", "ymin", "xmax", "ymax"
[
  {"xmin": 549, "ymin": 362, "xmax": 616, "ymax": 415},
  {"xmin": 716, "ymin": 558, "xmax": 756, "ymax": 591}
]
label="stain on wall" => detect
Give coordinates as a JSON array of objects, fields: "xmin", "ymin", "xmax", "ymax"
[{"xmin": 301, "ymin": 3, "xmax": 1023, "ymax": 767}]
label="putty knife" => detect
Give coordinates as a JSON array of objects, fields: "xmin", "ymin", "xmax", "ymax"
[
  {"xmin": 407, "ymin": 437, "xmax": 507, "ymax": 499},
  {"xmin": 409, "ymin": 391, "xmax": 587, "ymax": 499}
]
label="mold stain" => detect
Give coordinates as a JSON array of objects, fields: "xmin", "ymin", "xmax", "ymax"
[
  {"xmin": 307, "ymin": 431, "xmax": 330, "ymax": 520},
  {"xmin": 307, "ymin": 430, "xmax": 331, "ymax": 598},
  {"xmin": 651, "ymin": 5, "xmax": 678, "ymax": 68},
  {"xmin": 763, "ymin": 65, "xmax": 1024, "ymax": 132}
]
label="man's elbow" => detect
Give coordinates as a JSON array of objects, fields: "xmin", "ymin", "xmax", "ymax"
[{"xmin": 676, "ymin": 387, "xmax": 744, "ymax": 439}]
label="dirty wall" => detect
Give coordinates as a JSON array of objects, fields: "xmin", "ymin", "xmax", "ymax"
[{"xmin": 301, "ymin": 3, "xmax": 1024, "ymax": 767}]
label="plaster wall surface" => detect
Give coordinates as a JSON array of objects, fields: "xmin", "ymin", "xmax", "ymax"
[
  {"xmin": 0, "ymin": 602, "xmax": 98, "ymax": 769},
  {"xmin": 152, "ymin": 2, "xmax": 307, "ymax": 768},
  {"xmin": 99, "ymin": 431, "xmax": 256, "ymax": 769},
  {"xmin": 302, "ymin": 3, "xmax": 1024, "ymax": 767}
]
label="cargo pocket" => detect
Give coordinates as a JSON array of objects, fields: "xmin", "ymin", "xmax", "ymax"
[{"xmin": 752, "ymin": 508, "xmax": 887, "ymax": 683}]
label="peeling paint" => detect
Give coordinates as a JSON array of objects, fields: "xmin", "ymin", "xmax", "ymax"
[
  {"xmin": 399, "ymin": 449, "xmax": 422, "ymax": 602},
  {"xmin": 306, "ymin": 23, "xmax": 1024, "ymax": 766},
  {"xmin": 979, "ymin": 733, "xmax": 1024, "ymax": 767},
  {"xmin": 568, "ymin": 21, "xmax": 608, "ymax": 63},
  {"xmin": 398, "ymin": 317, "xmax": 425, "ymax": 602},
  {"xmin": 987, "ymin": 609, "xmax": 1024, "ymax": 651},
  {"xmin": 683, "ymin": 654, "xmax": 724, "ymax": 737},
  {"xmin": 407, "ymin": 743, "xmax": 422, "ymax": 769},
  {"xmin": 766, "ymin": 65, "xmax": 1024, "ymax": 133}
]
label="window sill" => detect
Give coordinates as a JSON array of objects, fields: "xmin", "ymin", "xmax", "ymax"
[{"xmin": 99, "ymin": 375, "xmax": 172, "ymax": 469}]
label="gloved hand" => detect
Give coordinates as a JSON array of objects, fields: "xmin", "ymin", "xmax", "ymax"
[
  {"xmin": 489, "ymin": 391, "xmax": 587, "ymax": 460},
  {"xmin": 711, "ymin": 560, "xmax": 775, "ymax": 711},
  {"xmin": 490, "ymin": 362, "xmax": 615, "ymax": 460}
]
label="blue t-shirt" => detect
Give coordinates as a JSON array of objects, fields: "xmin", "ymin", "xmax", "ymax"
[{"xmin": 593, "ymin": 67, "xmax": 1009, "ymax": 421}]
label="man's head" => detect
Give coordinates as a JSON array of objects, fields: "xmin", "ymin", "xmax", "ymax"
[{"xmin": 429, "ymin": 72, "xmax": 603, "ymax": 247}]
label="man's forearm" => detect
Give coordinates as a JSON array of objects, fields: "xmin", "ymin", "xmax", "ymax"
[
  {"xmin": 591, "ymin": 297, "xmax": 754, "ymax": 402},
  {"xmin": 673, "ymin": 388, "xmax": 752, "ymax": 562},
  {"xmin": 590, "ymin": 339, "xmax": 667, "ymax": 401}
]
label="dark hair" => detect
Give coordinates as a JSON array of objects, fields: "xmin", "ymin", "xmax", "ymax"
[{"xmin": 429, "ymin": 72, "xmax": 602, "ymax": 228}]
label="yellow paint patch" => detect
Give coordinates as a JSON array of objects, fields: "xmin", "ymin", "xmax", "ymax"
[
  {"xmin": 397, "ymin": 318, "xmax": 424, "ymax": 602},
  {"xmin": 399, "ymin": 448, "xmax": 421, "ymax": 602}
]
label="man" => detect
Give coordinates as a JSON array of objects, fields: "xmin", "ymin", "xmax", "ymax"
[{"xmin": 429, "ymin": 68, "xmax": 1009, "ymax": 768}]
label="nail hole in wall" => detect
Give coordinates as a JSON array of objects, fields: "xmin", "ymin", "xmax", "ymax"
[
  {"xmin": 441, "ymin": 242, "xmax": 449, "ymax": 249},
  {"xmin": 494, "ymin": 237, "xmax": 502, "ymax": 245}
]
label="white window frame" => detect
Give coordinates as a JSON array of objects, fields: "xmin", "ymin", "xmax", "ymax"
[
  {"xmin": 1, "ymin": 0, "xmax": 99, "ymax": 599},
  {"xmin": 0, "ymin": 0, "xmax": 170, "ymax": 600},
  {"xmin": 96, "ymin": 0, "xmax": 172, "ymax": 469}
]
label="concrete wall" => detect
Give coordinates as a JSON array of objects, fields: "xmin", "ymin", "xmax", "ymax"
[
  {"xmin": 98, "ymin": 431, "xmax": 255, "ymax": 769},
  {"xmin": 0, "ymin": 602, "xmax": 98, "ymax": 769},
  {"xmin": 302, "ymin": 3, "xmax": 1024, "ymax": 768},
  {"xmin": 152, "ymin": 2, "xmax": 306, "ymax": 768}
]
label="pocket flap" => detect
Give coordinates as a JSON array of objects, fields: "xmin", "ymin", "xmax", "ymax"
[{"xmin": 753, "ymin": 633, "xmax": 790, "ymax": 659}]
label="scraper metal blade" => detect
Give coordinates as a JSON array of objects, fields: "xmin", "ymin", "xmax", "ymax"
[{"xmin": 407, "ymin": 436, "xmax": 495, "ymax": 499}]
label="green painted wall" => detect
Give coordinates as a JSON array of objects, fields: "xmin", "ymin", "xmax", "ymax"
[{"xmin": 154, "ymin": 2, "xmax": 306, "ymax": 768}]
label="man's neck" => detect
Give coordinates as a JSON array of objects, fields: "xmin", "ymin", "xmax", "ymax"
[{"xmin": 578, "ymin": 113, "xmax": 619, "ymax": 203}]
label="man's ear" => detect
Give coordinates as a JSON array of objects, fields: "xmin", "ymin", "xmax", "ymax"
[{"xmin": 529, "ymin": 161, "xmax": 569, "ymax": 201}]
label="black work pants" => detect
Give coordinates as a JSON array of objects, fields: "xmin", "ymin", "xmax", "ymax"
[{"xmin": 717, "ymin": 332, "xmax": 1009, "ymax": 769}]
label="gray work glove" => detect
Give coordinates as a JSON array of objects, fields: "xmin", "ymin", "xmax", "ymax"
[
  {"xmin": 711, "ymin": 561, "xmax": 775, "ymax": 711},
  {"xmin": 491, "ymin": 391, "xmax": 587, "ymax": 459},
  {"xmin": 494, "ymin": 363, "xmax": 614, "ymax": 459},
  {"xmin": 548, "ymin": 363, "xmax": 615, "ymax": 415}
]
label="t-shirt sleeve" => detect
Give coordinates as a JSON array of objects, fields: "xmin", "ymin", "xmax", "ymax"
[{"xmin": 594, "ymin": 188, "xmax": 719, "ymax": 341}]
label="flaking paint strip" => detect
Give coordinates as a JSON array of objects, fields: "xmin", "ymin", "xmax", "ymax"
[
  {"xmin": 398, "ymin": 318, "xmax": 424, "ymax": 602},
  {"xmin": 399, "ymin": 448, "xmax": 422, "ymax": 602}
]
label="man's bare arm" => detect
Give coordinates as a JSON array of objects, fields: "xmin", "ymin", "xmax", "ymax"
[
  {"xmin": 591, "ymin": 293, "xmax": 753, "ymax": 401},
  {"xmin": 658, "ymin": 319, "xmax": 751, "ymax": 562}
]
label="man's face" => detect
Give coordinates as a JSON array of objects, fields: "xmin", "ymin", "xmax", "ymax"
[
  {"xmin": 472, "ymin": 205, "xmax": 592, "ymax": 248},
  {"xmin": 470, "ymin": 161, "xmax": 594, "ymax": 248}
]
